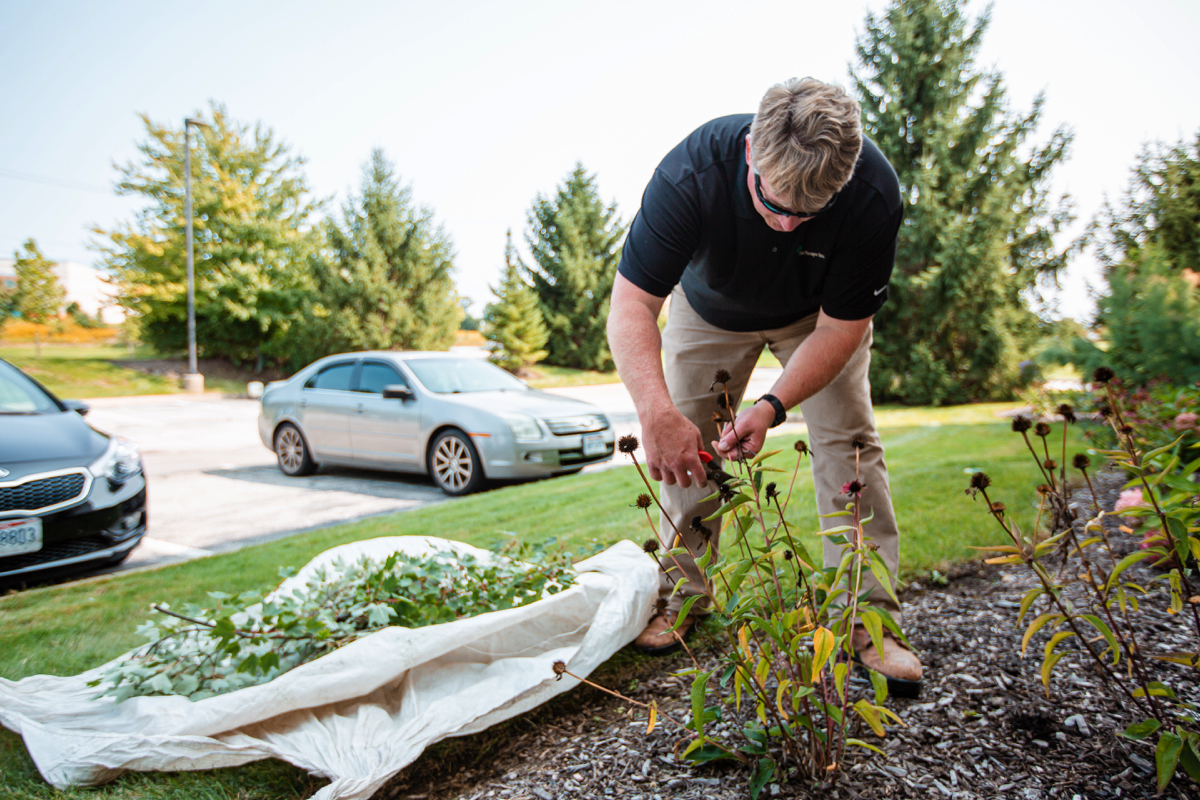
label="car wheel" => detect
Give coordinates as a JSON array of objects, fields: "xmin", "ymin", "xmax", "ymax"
[
  {"xmin": 429, "ymin": 429, "xmax": 486, "ymax": 496},
  {"xmin": 275, "ymin": 423, "xmax": 317, "ymax": 476}
]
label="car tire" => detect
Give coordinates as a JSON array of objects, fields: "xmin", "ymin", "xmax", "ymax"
[
  {"xmin": 275, "ymin": 423, "xmax": 317, "ymax": 476},
  {"xmin": 428, "ymin": 429, "xmax": 487, "ymax": 496}
]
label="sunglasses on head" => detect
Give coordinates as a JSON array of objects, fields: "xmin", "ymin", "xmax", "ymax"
[{"xmin": 753, "ymin": 171, "xmax": 836, "ymax": 220}]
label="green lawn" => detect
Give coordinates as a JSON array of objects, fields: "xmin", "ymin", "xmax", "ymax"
[
  {"xmin": 0, "ymin": 345, "xmax": 247, "ymax": 398},
  {"xmin": 0, "ymin": 407, "xmax": 1081, "ymax": 798},
  {"xmin": 523, "ymin": 363, "xmax": 620, "ymax": 389}
]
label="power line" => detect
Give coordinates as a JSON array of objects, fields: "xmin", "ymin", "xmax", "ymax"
[{"xmin": 0, "ymin": 168, "xmax": 112, "ymax": 195}]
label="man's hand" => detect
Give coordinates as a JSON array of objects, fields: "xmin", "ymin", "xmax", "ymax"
[
  {"xmin": 644, "ymin": 407, "xmax": 707, "ymax": 488},
  {"xmin": 713, "ymin": 401, "xmax": 774, "ymax": 462}
]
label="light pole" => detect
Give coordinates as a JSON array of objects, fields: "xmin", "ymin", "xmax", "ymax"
[{"xmin": 183, "ymin": 116, "xmax": 209, "ymax": 393}]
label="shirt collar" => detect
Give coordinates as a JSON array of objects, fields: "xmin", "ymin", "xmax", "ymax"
[{"xmin": 732, "ymin": 133, "xmax": 757, "ymax": 220}]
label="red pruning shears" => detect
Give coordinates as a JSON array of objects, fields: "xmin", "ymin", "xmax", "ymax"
[{"xmin": 696, "ymin": 450, "xmax": 735, "ymax": 485}]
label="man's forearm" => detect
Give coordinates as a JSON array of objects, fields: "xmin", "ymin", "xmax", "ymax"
[
  {"xmin": 767, "ymin": 321, "xmax": 868, "ymax": 410},
  {"xmin": 607, "ymin": 301, "xmax": 674, "ymax": 421}
]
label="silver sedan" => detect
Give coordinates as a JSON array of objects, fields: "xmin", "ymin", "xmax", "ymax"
[{"xmin": 257, "ymin": 352, "xmax": 614, "ymax": 495}]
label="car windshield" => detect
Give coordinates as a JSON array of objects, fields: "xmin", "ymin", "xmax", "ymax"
[
  {"xmin": 404, "ymin": 358, "xmax": 528, "ymax": 394},
  {"xmin": 0, "ymin": 360, "xmax": 60, "ymax": 414}
]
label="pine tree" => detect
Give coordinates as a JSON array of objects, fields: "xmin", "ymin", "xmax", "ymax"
[
  {"xmin": 300, "ymin": 149, "xmax": 460, "ymax": 362},
  {"xmin": 484, "ymin": 231, "xmax": 549, "ymax": 374},
  {"xmin": 852, "ymin": 0, "xmax": 1074, "ymax": 405},
  {"xmin": 13, "ymin": 239, "xmax": 65, "ymax": 323},
  {"xmin": 95, "ymin": 102, "xmax": 320, "ymax": 369},
  {"xmin": 523, "ymin": 164, "xmax": 625, "ymax": 371},
  {"xmin": 1076, "ymin": 133, "xmax": 1200, "ymax": 385}
]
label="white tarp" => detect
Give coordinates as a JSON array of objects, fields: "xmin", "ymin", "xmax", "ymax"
[{"xmin": 0, "ymin": 537, "xmax": 658, "ymax": 799}]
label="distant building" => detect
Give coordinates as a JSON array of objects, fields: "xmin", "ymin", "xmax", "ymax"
[{"xmin": 0, "ymin": 258, "xmax": 124, "ymax": 324}]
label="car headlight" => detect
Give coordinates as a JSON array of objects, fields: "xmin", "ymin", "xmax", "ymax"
[
  {"xmin": 496, "ymin": 412, "xmax": 543, "ymax": 442},
  {"xmin": 89, "ymin": 436, "xmax": 143, "ymax": 484}
]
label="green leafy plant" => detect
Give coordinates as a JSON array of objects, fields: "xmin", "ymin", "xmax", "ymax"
[
  {"xmin": 91, "ymin": 543, "xmax": 575, "ymax": 702},
  {"xmin": 561, "ymin": 372, "xmax": 902, "ymax": 797},
  {"xmin": 968, "ymin": 367, "xmax": 1200, "ymax": 793}
]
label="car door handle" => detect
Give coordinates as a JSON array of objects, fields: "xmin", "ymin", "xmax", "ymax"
[
  {"xmin": 356, "ymin": 403, "xmax": 365, "ymax": 414},
  {"xmin": 299, "ymin": 400, "xmax": 307, "ymax": 409}
]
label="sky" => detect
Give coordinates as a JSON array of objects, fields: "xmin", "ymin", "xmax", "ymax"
[{"xmin": 2, "ymin": 0, "xmax": 1198, "ymax": 322}]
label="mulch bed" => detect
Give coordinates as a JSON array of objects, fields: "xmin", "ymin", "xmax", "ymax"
[{"xmin": 377, "ymin": 469, "xmax": 1200, "ymax": 800}]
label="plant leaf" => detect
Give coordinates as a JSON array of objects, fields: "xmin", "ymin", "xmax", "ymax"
[
  {"xmin": 1122, "ymin": 718, "xmax": 1162, "ymax": 741},
  {"xmin": 811, "ymin": 627, "xmax": 835, "ymax": 681},
  {"xmin": 1157, "ymin": 732, "xmax": 1184, "ymax": 794}
]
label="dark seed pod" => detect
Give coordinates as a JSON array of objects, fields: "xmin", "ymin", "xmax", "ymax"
[
  {"xmin": 642, "ymin": 538, "xmax": 660, "ymax": 554},
  {"xmin": 1043, "ymin": 459, "xmax": 1057, "ymax": 470},
  {"xmin": 851, "ymin": 434, "xmax": 868, "ymax": 451},
  {"xmin": 990, "ymin": 502, "xmax": 1006, "ymax": 513},
  {"xmin": 794, "ymin": 439, "xmax": 809, "ymax": 455},
  {"xmin": 1012, "ymin": 416, "xmax": 1033, "ymax": 433},
  {"xmin": 713, "ymin": 368, "xmax": 732, "ymax": 385},
  {"xmin": 1073, "ymin": 453, "xmax": 1091, "ymax": 470},
  {"xmin": 618, "ymin": 435, "xmax": 640, "ymax": 454},
  {"xmin": 1093, "ymin": 366, "xmax": 1115, "ymax": 383},
  {"xmin": 1034, "ymin": 422, "xmax": 1052, "ymax": 438},
  {"xmin": 635, "ymin": 494, "xmax": 652, "ymax": 510},
  {"xmin": 1057, "ymin": 404, "xmax": 1077, "ymax": 424},
  {"xmin": 969, "ymin": 472, "xmax": 991, "ymax": 491}
]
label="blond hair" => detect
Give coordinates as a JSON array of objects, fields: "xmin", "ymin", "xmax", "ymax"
[{"xmin": 749, "ymin": 78, "xmax": 862, "ymax": 213}]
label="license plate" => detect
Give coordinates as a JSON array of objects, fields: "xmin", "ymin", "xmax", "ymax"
[
  {"xmin": 582, "ymin": 433, "xmax": 606, "ymax": 457},
  {"xmin": 0, "ymin": 518, "xmax": 43, "ymax": 558}
]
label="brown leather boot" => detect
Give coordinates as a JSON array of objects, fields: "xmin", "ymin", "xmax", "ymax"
[
  {"xmin": 852, "ymin": 625, "xmax": 923, "ymax": 698},
  {"xmin": 633, "ymin": 612, "xmax": 697, "ymax": 656}
]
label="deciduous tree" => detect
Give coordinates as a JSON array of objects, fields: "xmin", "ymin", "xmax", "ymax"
[
  {"xmin": 1076, "ymin": 134, "xmax": 1200, "ymax": 385},
  {"xmin": 523, "ymin": 164, "xmax": 625, "ymax": 371},
  {"xmin": 852, "ymin": 0, "xmax": 1074, "ymax": 404},
  {"xmin": 13, "ymin": 239, "xmax": 64, "ymax": 323},
  {"xmin": 95, "ymin": 102, "xmax": 320, "ymax": 369}
]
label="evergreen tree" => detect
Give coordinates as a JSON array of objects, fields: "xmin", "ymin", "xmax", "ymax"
[
  {"xmin": 484, "ymin": 230, "xmax": 549, "ymax": 373},
  {"xmin": 95, "ymin": 102, "xmax": 320, "ymax": 369},
  {"xmin": 300, "ymin": 149, "xmax": 460, "ymax": 362},
  {"xmin": 13, "ymin": 239, "xmax": 65, "ymax": 323},
  {"xmin": 852, "ymin": 0, "xmax": 1074, "ymax": 405},
  {"xmin": 523, "ymin": 164, "xmax": 625, "ymax": 371},
  {"xmin": 1076, "ymin": 134, "xmax": 1200, "ymax": 385}
]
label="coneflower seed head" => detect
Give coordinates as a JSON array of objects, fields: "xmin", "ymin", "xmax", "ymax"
[
  {"xmin": 1093, "ymin": 366, "xmax": 1115, "ymax": 383},
  {"xmin": 1012, "ymin": 416, "xmax": 1032, "ymax": 433},
  {"xmin": 618, "ymin": 435, "xmax": 640, "ymax": 454},
  {"xmin": 1034, "ymin": 422, "xmax": 1052, "ymax": 438},
  {"xmin": 1073, "ymin": 453, "xmax": 1091, "ymax": 470},
  {"xmin": 635, "ymin": 494, "xmax": 652, "ymax": 510}
]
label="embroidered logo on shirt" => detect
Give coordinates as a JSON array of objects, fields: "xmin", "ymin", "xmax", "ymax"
[
  {"xmin": 874, "ymin": 285, "xmax": 887, "ymax": 296},
  {"xmin": 796, "ymin": 250, "xmax": 825, "ymax": 259}
]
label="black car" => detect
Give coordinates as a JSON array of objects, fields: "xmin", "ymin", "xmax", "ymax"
[{"xmin": 0, "ymin": 358, "xmax": 147, "ymax": 584}]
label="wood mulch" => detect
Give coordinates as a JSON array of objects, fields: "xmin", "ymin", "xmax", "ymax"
[{"xmin": 376, "ymin": 470, "xmax": 1199, "ymax": 800}]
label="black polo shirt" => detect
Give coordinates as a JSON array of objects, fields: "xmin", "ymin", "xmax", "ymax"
[{"xmin": 618, "ymin": 114, "xmax": 902, "ymax": 331}]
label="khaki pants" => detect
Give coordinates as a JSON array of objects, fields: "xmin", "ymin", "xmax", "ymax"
[{"xmin": 657, "ymin": 286, "xmax": 901, "ymax": 619}]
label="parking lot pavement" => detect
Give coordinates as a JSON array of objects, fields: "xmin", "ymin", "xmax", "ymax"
[{"xmin": 82, "ymin": 395, "xmax": 447, "ymax": 575}]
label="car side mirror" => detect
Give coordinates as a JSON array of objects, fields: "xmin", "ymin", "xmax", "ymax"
[
  {"xmin": 382, "ymin": 384, "xmax": 413, "ymax": 401},
  {"xmin": 62, "ymin": 399, "xmax": 90, "ymax": 416}
]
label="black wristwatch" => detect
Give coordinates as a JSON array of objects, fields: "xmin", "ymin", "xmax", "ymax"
[{"xmin": 757, "ymin": 394, "xmax": 787, "ymax": 428}]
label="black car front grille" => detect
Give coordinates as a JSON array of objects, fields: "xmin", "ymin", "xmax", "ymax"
[
  {"xmin": 0, "ymin": 472, "xmax": 89, "ymax": 514},
  {"xmin": 546, "ymin": 415, "xmax": 609, "ymax": 436},
  {"xmin": 0, "ymin": 534, "xmax": 112, "ymax": 572}
]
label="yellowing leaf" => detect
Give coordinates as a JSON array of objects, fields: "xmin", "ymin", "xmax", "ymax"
[
  {"xmin": 646, "ymin": 701, "xmax": 658, "ymax": 734},
  {"xmin": 811, "ymin": 627, "xmax": 835, "ymax": 681}
]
